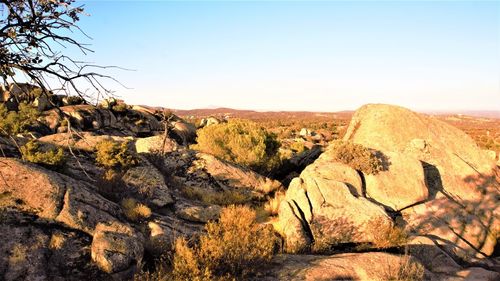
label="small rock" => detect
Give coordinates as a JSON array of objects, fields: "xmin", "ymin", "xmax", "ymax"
[{"xmin": 91, "ymin": 222, "xmax": 144, "ymax": 274}]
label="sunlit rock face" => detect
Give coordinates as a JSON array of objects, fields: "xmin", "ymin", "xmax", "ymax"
[{"xmin": 278, "ymin": 104, "xmax": 499, "ymax": 259}]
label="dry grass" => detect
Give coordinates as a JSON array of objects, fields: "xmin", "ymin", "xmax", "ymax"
[
  {"xmin": 172, "ymin": 205, "xmax": 278, "ymax": 280},
  {"xmin": 121, "ymin": 197, "xmax": 152, "ymax": 222},
  {"xmin": 49, "ymin": 233, "xmax": 66, "ymax": 250},
  {"xmin": 263, "ymin": 191, "xmax": 286, "ymax": 216},
  {"xmin": 380, "ymin": 254, "xmax": 425, "ymax": 281},
  {"xmin": 368, "ymin": 217, "xmax": 408, "ymax": 249}
]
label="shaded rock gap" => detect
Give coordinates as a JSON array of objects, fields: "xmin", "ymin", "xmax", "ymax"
[{"xmin": 290, "ymin": 200, "xmax": 314, "ymax": 245}]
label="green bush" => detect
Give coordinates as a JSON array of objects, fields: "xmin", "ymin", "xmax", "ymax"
[
  {"xmin": 111, "ymin": 103, "xmax": 128, "ymax": 113},
  {"xmin": 328, "ymin": 140, "xmax": 383, "ymax": 175},
  {"xmin": 172, "ymin": 205, "xmax": 278, "ymax": 280},
  {"xmin": 193, "ymin": 120, "xmax": 281, "ymax": 173},
  {"xmin": 0, "ymin": 103, "xmax": 39, "ymax": 136},
  {"xmin": 95, "ymin": 140, "xmax": 137, "ymax": 169},
  {"xmin": 20, "ymin": 140, "xmax": 66, "ymax": 167}
]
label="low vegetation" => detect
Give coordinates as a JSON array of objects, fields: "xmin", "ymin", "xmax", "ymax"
[
  {"xmin": 95, "ymin": 140, "xmax": 137, "ymax": 169},
  {"xmin": 328, "ymin": 140, "xmax": 384, "ymax": 175},
  {"xmin": 121, "ymin": 198, "xmax": 152, "ymax": 222},
  {"xmin": 0, "ymin": 103, "xmax": 39, "ymax": 136},
  {"xmin": 172, "ymin": 205, "xmax": 278, "ymax": 280},
  {"xmin": 20, "ymin": 140, "xmax": 66, "ymax": 167},
  {"xmin": 112, "ymin": 103, "xmax": 128, "ymax": 113},
  {"xmin": 263, "ymin": 191, "xmax": 286, "ymax": 216},
  {"xmin": 381, "ymin": 254, "xmax": 425, "ymax": 281},
  {"xmin": 193, "ymin": 119, "xmax": 281, "ymax": 173},
  {"xmin": 368, "ymin": 217, "xmax": 408, "ymax": 249}
]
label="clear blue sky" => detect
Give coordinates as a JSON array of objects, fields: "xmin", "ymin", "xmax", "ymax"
[{"xmin": 68, "ymin": 0, "xmax": 499, "ymax": 111}]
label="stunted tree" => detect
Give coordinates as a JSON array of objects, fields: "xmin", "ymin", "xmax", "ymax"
[{"xmin": 0, "ymin": 0, "xmax": 114, "ymax": 101}]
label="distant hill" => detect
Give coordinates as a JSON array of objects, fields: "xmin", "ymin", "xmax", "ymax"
[
  {"xmin": 425, "ymin": 110, "xmax": 500, "ymax": 119},
  {"xmin": 170, "ymin": 107, "xmax": 355, "ymax": 121}
]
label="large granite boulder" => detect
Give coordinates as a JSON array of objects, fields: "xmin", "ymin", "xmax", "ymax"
[
  {"xmin": 277, "ymin": 104, "xmax": 499, "ymax": 260},
  {"xmin": 277, "ymin": 162, "xmax": 392, "ymax": 253},
  {"xmin": 264, "ymin": 252, "xmax": 430, "ymax": 281},
  {"xmin": 364, "ymin": 151, "xmax": 428, "ymax": 211}
]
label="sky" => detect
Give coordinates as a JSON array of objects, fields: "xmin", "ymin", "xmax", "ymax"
[{"xmin": 63, "ymin": 0, "xmax": 500, "ymax": 111}]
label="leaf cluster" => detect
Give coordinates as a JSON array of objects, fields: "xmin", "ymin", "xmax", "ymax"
[
  {"xmin": 194, "ymin": 119, "xmax": 281, "ymax": 173},
  {"xmin": 20, "ymin": 140, "xmax": 66, "ymax": 167},
  {"xmin": 95, "ymin": 140, "xmax": 137, "ymax": 169},
  {"xmin": 0, "ymin": 102, "xmax": 39, "ymax": 136}
]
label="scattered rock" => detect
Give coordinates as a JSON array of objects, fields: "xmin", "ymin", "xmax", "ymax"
[
  {"xmin": 176, "ymin": 204, "xmax": 221, "ymax": 223},
  {"xmin": 91, "ymin": 222, "xmax": 144, "ymax": 274},
  {"xmin": 195, "ymin": 152, "xmax": 283, "ymax": 194},
  {"xmin": 121, "ymin": 160, "xmax": 174, "ymax": 207},
  {"xmin": 198, "ymin": 116, "xmax": 224, "ymax": 128},
  {"xmin": 134, "ymin": 135, "xmax": 178, "ymax": 154}
]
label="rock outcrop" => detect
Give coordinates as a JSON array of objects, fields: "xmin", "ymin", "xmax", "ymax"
[
  {"xmin": 0, "ymin": 158, "xmax": 122, "ymax": 235},
  {"xmin": 263, "ymin": 251, "xmax": 499, "ymax": 281},
  {"xmin": 278, "ymin": 104, "xmax": 499, "ymax": 260}
]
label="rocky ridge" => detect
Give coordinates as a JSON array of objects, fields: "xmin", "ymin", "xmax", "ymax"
[{"xmin": 0, "ymin": 97, "xmax": 498, "ymax": 280}]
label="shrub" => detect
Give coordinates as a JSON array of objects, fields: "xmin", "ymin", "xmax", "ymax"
[
  {"xmin": 193, "ymin": 119, "xmax": 281, "ymax": 173},
  {"xmin": 95, "ymin": 140, "xmax": 137, "ymax": 169},
  {"xmin": 121, "ymin": 198, "xmax": 152, "ymax": 222},
  {"xmin": 0, "ymin": 103, "xmax": 39, "ymax": 136},
  {"xmin": 368, "ymin": 217, "xmax": 408, "ymax": 249},
  {"xmin": 20, "ymin": 140, "xmax": 66, "ymax": 167},
  {"xmin": 328, "ymin": 140, "xmax": 383, "ymax": 175},
  {"xmin": 112, "ymin": 103, "xmax": 128, "ymax": 113},
  {"xmin": 381, "ymin": 254, "xmax": 425, "ymax": 281},
  {"xmin": 289, "ymin": 141, "xmax": 309, "ymax": 154},
  {"xmin": 172, "ymin": 205, "xmax": 278, "ymax": 280}
]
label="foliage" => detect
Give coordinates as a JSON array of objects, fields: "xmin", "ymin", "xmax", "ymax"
[
  {"xmin": 20, "ymin": 140, "xmax": 66, "ymax": 167},
  {"xmin": 328, "ymin": 140, "xmax": 383, "ymax": 175},
  {"xmin": 121, "ymin": 198, "xmax": 151, "ymax": 222},
  {"xmin": 193, "ymin": 119, "xmax": 281, "ymax": 173},
  {"xmin": 172, "ymin": 205, "xmax": 278, "ymax": 280},
  {"xmin": 112, "ymin": 103, "xmax": 128, "ymax": 113},
  {"xmin": 95, "ymin": 140, "xmax": 137, "ymax": 169},
  {"xmin": 289, "ymin": 141, "xmax": 309, "ymax": 154},
  {"xmin": 0, "ymin": 103, "xmax": 39, "ymax": 136}
]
